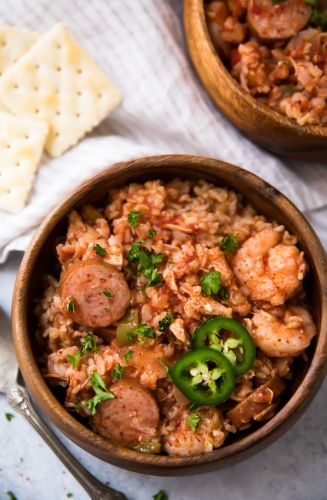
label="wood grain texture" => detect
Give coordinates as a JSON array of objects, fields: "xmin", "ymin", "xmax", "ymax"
[
  {"xmin": 183, "ymin": 0, "xmax": 327, "ymax": 159},
  {"xmin": 12, "ymin": 155, "xmax": 327, "ymax": 475}
]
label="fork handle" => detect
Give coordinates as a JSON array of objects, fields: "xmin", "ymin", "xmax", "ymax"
[{"xmin": 7, "ymin": 384, "xmax": 127, "ymax": 500}]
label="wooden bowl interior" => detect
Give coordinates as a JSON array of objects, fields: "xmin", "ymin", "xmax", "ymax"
[{"xmin": 14, "ymin": 155, "xmax": 327, "ymax": 475}]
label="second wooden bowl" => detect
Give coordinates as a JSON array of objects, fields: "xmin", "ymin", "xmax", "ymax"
[
  {"xmin": 183, "ymin": 0, "xmax": 327, "ymax": 159},
  {"xmin": 12, "ymin": 155, "xmax": 327, "ymax": 475}
]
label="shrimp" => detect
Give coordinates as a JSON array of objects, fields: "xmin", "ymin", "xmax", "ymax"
[
  {"xmin": 161, "ymin": 407, "xmax": 226, "ymax": 457},
  {"xmin": 247, "ymin": 305, "xmax": 316, "ymax": 357},
  {"xmin": 232, "ymin": 228, "xmax": 307, "ymax": 305}
]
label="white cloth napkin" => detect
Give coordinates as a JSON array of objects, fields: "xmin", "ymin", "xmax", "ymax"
[{"xmin": 0, "ymin": 0, "xmax": 326, "ymax": 264}]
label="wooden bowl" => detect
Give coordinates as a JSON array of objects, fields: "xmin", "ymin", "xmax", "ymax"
[
  {"xmin": 12, "ymin": 155, "xmax": 327, "ymax": 475},
  {"xmin": 183, "ymin": 0, "xmax": 327, "ymax": 159}
]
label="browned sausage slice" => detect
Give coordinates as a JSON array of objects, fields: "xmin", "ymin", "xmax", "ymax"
[
  {"xmin": 247, "ymin": 0, "xmax": 312, "ymax": 41},
  {"xmin": 227, "ymin": 378, "xmax": 285, "ymax": 428},
  {"xmin": 60, "ymin": 260, "xmax": 130, "ymax": 328},
  {"xmin": 93, "ymin": 378, "xmax": 160, "ymax": 448}
]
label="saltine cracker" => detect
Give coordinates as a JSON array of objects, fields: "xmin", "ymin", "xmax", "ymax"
[
  {"xmin": 0, "ymin": 23, "xmax": 122, "ymax": 157},
  {"xmin": 0, "ymin": 111, "xmax": 48, "ymax": 212},
  {"xmin": 0, "ymin": 25, "xmax": 39, "ymax": 76},
  {"xmin": 0, "ymin": 25, "xmax": 39, "ymax": 110}
]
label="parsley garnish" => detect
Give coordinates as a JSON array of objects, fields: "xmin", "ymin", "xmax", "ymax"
[
  {"xmin": 126, "ymin": 324, "xmax": 156, "ymax": 345},
  {"xmin": 153, "ymin": 491, "xmax": 168, "ymax": 500},
  {"xmin": 128, "ymin": 210, "xmax": 143, "ymax": 228},
  {"xmin": 81, "ymin": 332, "xmax": 97, "ymax": 354},
  {"xmin": 147, "ymin": 229, "xmax": 157, "ymax": 238},
  {"xmin": 220, "ymin": 234, "xmax": 240, "ymax": 253},
  {"xmin": 112, "ymin": 363, "xmax": 125, "ymax": 381},
  {"xmin": 67, "ymin": 352, "xmax": 81, "ymax": 368},
  {"xmin": 305, "ymin": 0, "xmax": 327, "ymax": 30},
  {"xmin": 103, "ymin": 290, "xmax": 113, "ymax": 297},
  {"xmin": 158, "ymin": 313, "xmax": 175, "ymax": 332},
  {"xmin": 87, "ymin": 371, "xmax": 115, "ymax": 415},
  {"xmin": 66, "ymin": 296, "xmax": 75, "ymax": 313},
  {"xmin": 6, "ymin": 493, "xmax": 17, "ymax": 500},
  {"xmin": 67, "ymin": 494, "xmax": 74, "ymax": 498},
  {"xmin": 186, "ymin": 413, "xmax": 201, "ymax": 432},
  {"xmin": 219, "ymin": 288, "xmax": 229, "ymax": 300},
  {"xmin": 200, "ymin": 271, "xmax": 221, "ymax": 296},
  {"xmin": 128, "ymin": 241, "xmax": 142, "ymax": 262},
  {"xmin": 127, "ymin": 332, "xmax": 138, "ymax": 342},
  {"xmin": 93, "ymin": 243, "xmax": 107, "ymax": 256},
  {"xmin": 128, "ymin": 242, "xmax": 163, "ymax": 289},
  {"xmin": 136, "ymin": 324, "xmax": 156, "ymax": 338},
  {"xmin": 272, "ymin": 0, "xmax": 286, "ymax": 4},
  {"xmin": 123, "ymin": 350, "xmax": 134, "ymax": 361},
  {"xmin": 5, "ymin": 412, "xmax": 14, "ymax": 422}
]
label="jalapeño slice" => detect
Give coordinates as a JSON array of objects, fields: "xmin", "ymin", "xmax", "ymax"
[
  {"xmin": 192, "ymin": 317, "xmax": 256, "ymax": 377},
  {"xmin": 169, "ymin": 348, "xmax": 235, "ymax": 406}
]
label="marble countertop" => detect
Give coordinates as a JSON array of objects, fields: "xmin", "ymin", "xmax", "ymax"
[{"xmin": 1, "ymin": 207, "xmax": 327, "ymax": 500}]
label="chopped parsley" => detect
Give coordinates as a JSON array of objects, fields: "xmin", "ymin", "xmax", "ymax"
[
  {"xmin": 128, "ymin": 241, "xmax": 142, "ymax": 262},
  {"xmin": 67, "ymin": 352, "xmax": 81, "ymax": 369},
  {"xmin": 153, "ymin": 491, "xmax": 168, "ymax": 500},
  {"xmin": 126, "ymin": 324, "xmax": 156, "ymax": 346},
  {"xmin": 111, "ymin": 363, "xmax": 125, "ymax": 381},
  {"xmin": 81, "ymin": 332, "xmax": 97, "ymax": 354},
  {"xmin": 220, "ymin": 234, "xmax": 240, "ymax": 253},
  {"xmin": 128, "ymin": 210, "xmax": 143, "ymax": 228},
  {"xmin": 219, "ymin": 288, "xmax": 230, "ymax": 300},
  {"xmin": 66, "ymin": 296, "xmax": 75, "ymax": 313},
  {"xmin": 143, "ymin": 267, "xmax": 163, "ymax": 289},
  {"xmin": 5, "ymin": 412, "xmax": 14, "ymax": 422},
  {"xmin": 136, "ymin": 324, "xmax": 156, "ymax": 338},
  {"xmin": 158, "ymin": 313, "xmax": 175, "ymax": 332},
  {"xmin": 67, "ymin": 494, "xmax": 74, "ymax": 498},
  {"xmin": 305, "ymin": 0, "xmax": 327, "ymax": 30},
  {"xmin": 147, "ymin": 229, "xmax": 157, "ymax": 238},
  {"xmin": 103, "ymin": 290, "xmax": 113, "ymax": 297},
  {"xmin": 127, "ymin": 332, "xmax": 138, "ymax": 342},
  {"xmin": 93, "ymin": 243, "xmax": 107, "ymax": 256},
  {"xmin": 86, "ymin": 371, "xmax": 115, "ymax": 415},
  {"xmin": 186, "ymin": 413, "xmax": 201, "ymax": 432},
  {"xmin": 272, "ymin": 0, "xmax": 286, "ymax": 4},
  {"xmin": 200, "ymin": 271, "xmax": 221, "ymax": 296},
  {"xmin": 6, "ymin": 493, "xmax": 17, "ymax": 500},
  {"xmin": 123, "ymin": 350, "xmax": 134, "ymax": 361},
  {"xmin": 128, "ymin": 242, "xmax": 163, "ymax": 289}
]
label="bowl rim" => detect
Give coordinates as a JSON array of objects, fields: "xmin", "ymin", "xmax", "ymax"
[
  {"xmin": 183, "ymin": 0, "xmax": 327, "ymax": 138},
  {"xmin": 12, "ymin": 154, "xmax": 327, "ymax": 474}
]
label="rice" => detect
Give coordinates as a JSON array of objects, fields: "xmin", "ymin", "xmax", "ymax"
[{"xmin": 35, "ymin": 178, "xmax": 315, "ymax": 457}]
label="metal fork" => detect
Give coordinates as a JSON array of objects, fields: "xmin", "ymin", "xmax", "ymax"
[{"xmin": 1, "ymin": 308, "xmax": 127, "ymax": 500}]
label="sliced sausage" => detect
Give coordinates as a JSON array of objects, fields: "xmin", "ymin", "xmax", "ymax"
[
  {"xmin": 247, "ymin": 0, "xmax": 312, "ymax": 41},
  {"xmin": 93, "ymin": 378, "xmax": 160, "ymax": 448},
  {"xmin": 227, "ymin": 378, "xmax": 285, "ymax": 428},
  {"xmin": 60, "ymin": 260, "xmax": 130, "ymax": 328}
]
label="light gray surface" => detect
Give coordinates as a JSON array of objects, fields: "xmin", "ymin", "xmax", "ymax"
[
  {"xmin": 0, "ymin": 208, "xmax": 327, "ymax": 500},
  {"xmin": 1, "ymin": 0, "xmax": 327, "ymax": 496}
]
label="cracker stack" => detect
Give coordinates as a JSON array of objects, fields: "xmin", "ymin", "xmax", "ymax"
[{"xmin": 0, "ymin": 23, "xmax": 122, "ymax": 213}]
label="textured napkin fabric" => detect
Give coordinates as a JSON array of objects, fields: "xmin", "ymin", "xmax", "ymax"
[{"xmin": 0, "ymin": 0, "xmax": 326, "ymax": 263}]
